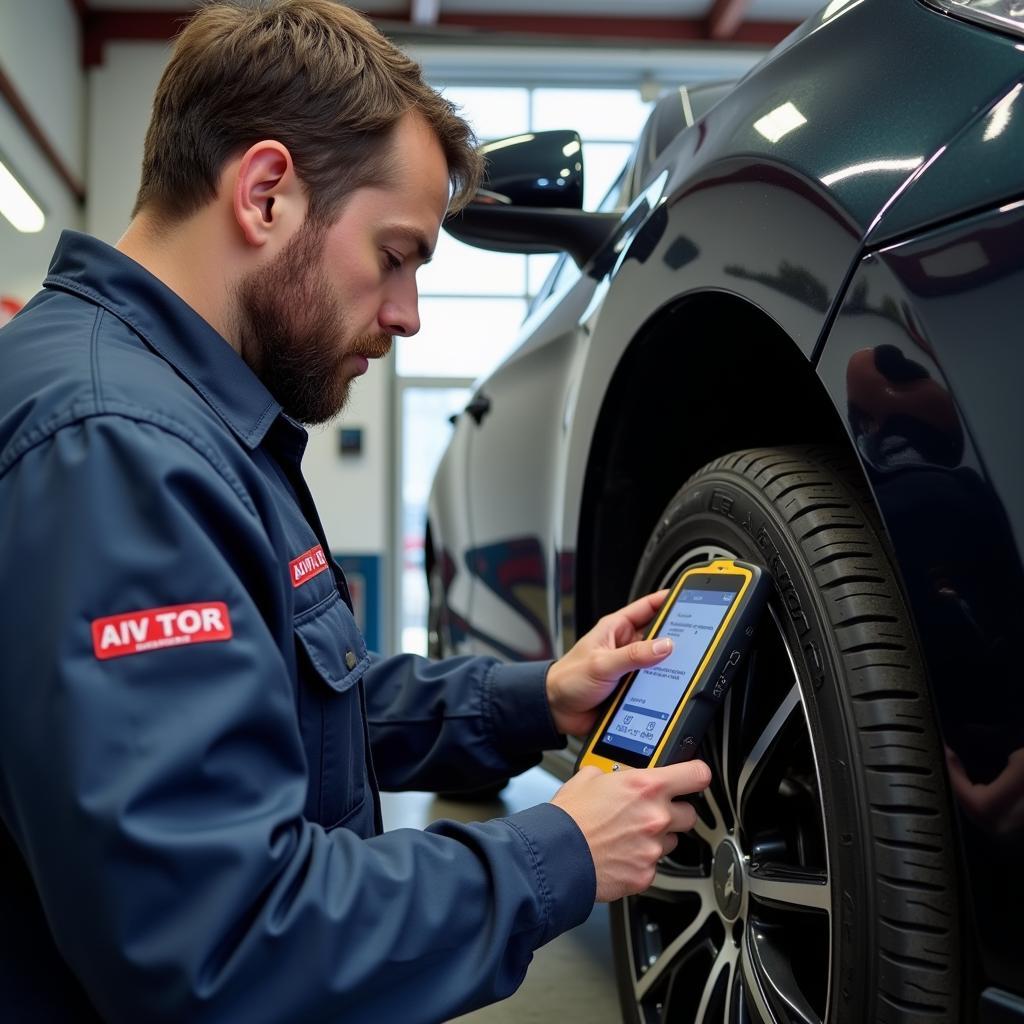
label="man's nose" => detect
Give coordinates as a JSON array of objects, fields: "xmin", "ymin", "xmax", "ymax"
[{"xmin": 380, "ymin": 288, "xmax": 420, "ymax": 338}]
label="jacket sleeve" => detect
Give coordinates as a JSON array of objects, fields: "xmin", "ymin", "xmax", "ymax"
[
  {"xmin": 363, "ymin": 652, "xmax": 568, "ymax": 792},
  {"xmin": 0, "ymin": 415, "xmax": 595, "ymax": 1024}
]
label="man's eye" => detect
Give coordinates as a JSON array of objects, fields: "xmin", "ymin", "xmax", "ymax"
[{"xmin": 383, "ymin": 251, "xmax": 402, "ymax": 271}]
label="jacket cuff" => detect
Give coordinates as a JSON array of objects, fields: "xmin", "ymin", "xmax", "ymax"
[
  {"xmin": 485, "ymin": 660, "xmax": 565, "ymax": 758},
  {"xmin": 504, "ymin": 802, "xmax": 596, "ymax": 943}
]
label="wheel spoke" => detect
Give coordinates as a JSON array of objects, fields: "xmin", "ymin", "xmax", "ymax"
[
  {"xmin": 635, "ymin": 898, "xmax": 714, "ymax": 1001},
  {"xmin": 722, "ymin": 643, "xmax": 759, "ymax": 808},
  {"xmin": 729, "ymin": 966, "xmax": 757, "ymax": 1024},
  {"xmin": 695, "ymin": 941, "xmax": 737, "ymax": 1024},
  {"xmin": 724, "ymin": 963, "xmax": 737, "ymax": 1024},
  {"xmin": 740, "ymin": 942, "xmax": 779, "ymax": 1024},
  {"xmin": 744, "ymin": 922, "xmax": 823, "ymax": 1024},
  {"xmin": 649, "ymin": 868, "xmax": 714, "ymax": 899},
  {"xmin": 747, "ymin": 866, "xmax": 831, "ymax": 913},
  {"xmin": 694, "ymin": 777, "xmax": 731, "ymax": 849},
  {"xmin": 719, "ymin": 685, "xmax": 741, "ymax": 828},
  {"xmin": 736, "ymin": 682, "xmax": 801, "ymax": 820}
]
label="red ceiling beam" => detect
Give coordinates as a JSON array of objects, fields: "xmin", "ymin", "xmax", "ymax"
[
  {"xmin": 0, "ymin": 63, "xmax": 86, "ymax": 204},
  {"xmin": 81, "ymin": 10, "xmax": 194, "ymax": 67},
  {"xmin": 707, "ymin": 0, "xmax": 752, "ymax": 40},
  {"xmin": 435, "ymin": 13, "xmax": 796, "ymax": 45},
  {"xmin": 76, "ymin": 8, "xmax": 798, "ymax": 67}
]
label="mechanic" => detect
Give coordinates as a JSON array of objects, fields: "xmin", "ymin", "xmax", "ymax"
[{"xmin": 0, "ymin": 2, "xmax": 711, "ymax": 1021}]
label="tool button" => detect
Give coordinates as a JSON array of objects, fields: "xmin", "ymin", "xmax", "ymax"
[{"xmin": 345, "ymin": 650, "xmax": 357, "ymax": 670}]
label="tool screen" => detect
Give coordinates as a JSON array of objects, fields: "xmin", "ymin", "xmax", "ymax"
[{"xmin": 599, "ymin": 588, "xmax": 737, "ymax": 760}]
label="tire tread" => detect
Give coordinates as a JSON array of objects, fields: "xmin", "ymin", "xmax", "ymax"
[{"xmin": 692, "ymin": 446, "xmax": 960, "ymax": 1023}]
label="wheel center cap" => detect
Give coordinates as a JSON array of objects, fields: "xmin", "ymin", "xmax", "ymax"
[{"xmin": 712, "ymin": 841, "xmax": 744, "ymax": 920}]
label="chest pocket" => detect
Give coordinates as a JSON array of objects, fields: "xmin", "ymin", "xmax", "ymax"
[{"xmin": 293, "ymin": 593, "xmax": 371, "ymax": 831}]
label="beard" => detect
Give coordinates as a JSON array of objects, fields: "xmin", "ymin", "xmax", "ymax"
[{"xmin": 233, "ymin": 220, "xmax": 392, "ymax": 425}]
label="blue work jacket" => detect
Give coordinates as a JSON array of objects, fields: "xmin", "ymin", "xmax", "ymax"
[{"xmin": 0, "ymin": 231, "xmax": 595, "ymax": 1023}]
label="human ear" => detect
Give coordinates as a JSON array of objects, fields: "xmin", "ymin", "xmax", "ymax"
[{"xmin": 231, "ymin": 141, "xmax": 305, "ymax": 247}]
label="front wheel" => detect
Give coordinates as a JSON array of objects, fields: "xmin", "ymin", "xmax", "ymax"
[{"xmin": 612, "ymin": 446, "xmax": 961, "ymax": 1024}]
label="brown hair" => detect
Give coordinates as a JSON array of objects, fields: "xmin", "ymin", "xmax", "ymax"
[{"xmin": 133, "ymin": 0, "xmax": 482, "ymax": 224}]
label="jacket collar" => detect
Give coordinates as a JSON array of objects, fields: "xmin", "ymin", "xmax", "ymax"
[{"xmin": 43, "ymin": 229, "xmax": 283, "ymax": 450}]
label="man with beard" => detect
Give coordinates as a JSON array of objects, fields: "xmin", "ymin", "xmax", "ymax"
[{"xmin": 0, "ymin": 2, "xmax": 711, "ymax": 1021}]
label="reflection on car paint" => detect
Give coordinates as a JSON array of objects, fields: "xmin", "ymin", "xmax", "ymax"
[{"xmin": 463, "ymin": 539, "xmax": 556, "ymax": 662}]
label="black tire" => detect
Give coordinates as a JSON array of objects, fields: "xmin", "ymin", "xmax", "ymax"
[{"xmin": 611, "ymin": 446, "xmax": 961, "ymax": 1024}]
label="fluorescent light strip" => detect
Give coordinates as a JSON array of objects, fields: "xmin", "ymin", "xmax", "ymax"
[
  {"xmin": 753, "ymin": 102, "xmax": 807, "ymax": 144},
  {"xmin": 983, "ymin": 83, "xmax": 1023, "ymax": 142},
  {"xmin": 0, "ymin": 160, "xmax": 44, "ymax": 233},
  {"xmin": 820, "ymin": 157, "xmax": 924, "ymax": 186}
]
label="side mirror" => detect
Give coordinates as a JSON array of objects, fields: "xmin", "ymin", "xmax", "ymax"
[
  {"xmin": 445, "ymin": 130, "xmax": 620, "ymax": 268},
  {"xmin": 476, "ymin": 130, "xmax": 585, "ymax": 209}
]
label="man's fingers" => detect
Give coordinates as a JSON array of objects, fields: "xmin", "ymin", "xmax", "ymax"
[
  {"xmin": 669, "ymin": 800, "xmax": 699, "ymax": 834},
  {"xmin": 613, "ymin": 589, "xmax": 670, "ymax": 630},
  {"xmin": 654, "ymin": 759, "xmax": 712, "ymax": 798},
  {"xmin": 596, "ymin": 637, "xmax": 673, "ymax": 679}
]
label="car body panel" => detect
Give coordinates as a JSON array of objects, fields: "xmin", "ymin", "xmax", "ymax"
[
  {"xmin": 817, "ymin": 200, "xmax": 1024, "ymax": 996},
  {"xmin": 426, "ymin": 409, "xmax": 476, "ymax": 651},
  {"xmin": 433, "ymin": 0, "xmax": 1024, "ymax": 659},
  {"xmin": 428, "ymin": 4, "xmax": 1024, "ymax": 1006},
  {"xmin": 868, "ymin": 70, "xmax": 1024, "ymax": 245}
]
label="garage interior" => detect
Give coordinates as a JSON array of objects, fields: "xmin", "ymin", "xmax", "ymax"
[{"xmin": 11, "ymin": 1, "xmax": 1013, "ymax": 1023}]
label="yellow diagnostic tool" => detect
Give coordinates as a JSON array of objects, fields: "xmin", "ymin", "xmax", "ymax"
[{"xmin": 578, "ymin": 560, "xmax": 770, "ymax": 773}]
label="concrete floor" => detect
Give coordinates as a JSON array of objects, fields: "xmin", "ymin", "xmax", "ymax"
[{"xmin": 379, "ymin": 767, "xmax": 622, "ymax": 1024}]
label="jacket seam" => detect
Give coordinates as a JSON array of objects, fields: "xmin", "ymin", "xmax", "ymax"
[
  {"xmin": 88, "ymin": 305, "xmax": 105, "ymax": 412},
  {"xmin": 481, "ymin": 661, "xmax": 499, "ymax": 749},
  {"xmin": 365, "ymin": 714, "xmax": 479, "ymax": 726},
  {"xmin": 292, "ymin": 590, "xmax": 340, "ymax": 626},
  {"xmin": 0, "ymin": 404, "xmax": 259, "ymax": 517},
  {"xmin": 506, "ymin": 818, "xmax": 554, "ymax": 941}
]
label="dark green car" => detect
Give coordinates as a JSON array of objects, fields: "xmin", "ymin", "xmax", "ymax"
[{"xmin": 429, "ymin": 1, "xmax": 1024, "ymax": 1021}]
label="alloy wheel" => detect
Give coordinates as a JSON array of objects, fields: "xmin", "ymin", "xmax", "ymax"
[{"xmin": 619, "ymin": 543, "xmax": 832, "ymax": 1024}]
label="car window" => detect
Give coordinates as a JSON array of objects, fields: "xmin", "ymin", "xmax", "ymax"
[
  {"xmin": 598, "ymin": 163, "xmax": 631, "ymax": 213},
  {"xmin": 626, "ymin": 81, "xmax": 735, "ymax": 203}
]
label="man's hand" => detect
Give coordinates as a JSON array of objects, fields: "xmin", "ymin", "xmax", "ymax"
[
  {"xmin": 545, "ymin": 590, "xmax": 672, "ymax": 737},
  {"xmin": 551, "ymin": 761, "xmax": 711, "ymax": 902}
]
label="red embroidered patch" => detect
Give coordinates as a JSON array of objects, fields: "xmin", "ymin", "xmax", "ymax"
[
  {"xmin": 91, "ymin": 602, "xmax": 232, "ymax": 660},
  {"xmin": 289, "ymin": 544, "xmax": 329, "ymax": 588}
]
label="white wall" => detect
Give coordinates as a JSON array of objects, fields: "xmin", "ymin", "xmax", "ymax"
[
  {"xmin": 85, "ymin": 41, "xmax": 166, "ymax": 245},
  {"xmin": 0, "ymin": 0, "xmax": 84, "ymax": 179},
  {"xmin": 0, "ymin": 0, "xmax": 84, "ymax": 302},
  {"xmin": 86, "ymin": 40, "xmax": 392, "ymax": 557}
]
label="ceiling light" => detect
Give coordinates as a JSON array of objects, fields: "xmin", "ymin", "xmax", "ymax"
[
  {"xmin": 478, "ymin": 134, "xmax": 535, "ymax": 155},
  {"xmin": 753, "ymin": 102, "xmax": 807, "ymax": 144},
  {"xmin": 0, "ymin": 159, "xmax": 44, "ymax": 233}
]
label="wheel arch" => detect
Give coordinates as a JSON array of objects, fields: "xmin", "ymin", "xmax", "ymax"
[{"xmin": 575, "ymin": 292, "xmax": 854, "ymax": 633}]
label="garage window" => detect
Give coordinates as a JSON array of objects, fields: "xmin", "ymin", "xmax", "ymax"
[
  {"xmin": 396, "ymin": 85, "xmax": 651, "ymax": 655},
  {"xmin": 395, "ymin": 84, "xmax": 649, "ymax": 382}
]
